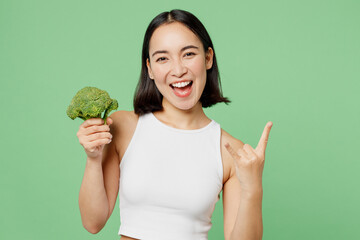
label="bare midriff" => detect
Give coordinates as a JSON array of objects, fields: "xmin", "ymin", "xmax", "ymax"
[{"xmin": 120, "ymin": 235, "xmax": 140, "ymax": 240}]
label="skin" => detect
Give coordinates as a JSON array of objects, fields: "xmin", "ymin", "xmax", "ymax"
[
  {"xmin": 77, "ymin": 21, "xmax": 273, "ymax": 240},
  {"xmin": 146, "ymin": 21, "xmax": 213, "ymax": 114}
]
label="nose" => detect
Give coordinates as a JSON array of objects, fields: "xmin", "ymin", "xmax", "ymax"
[{"xmin": 170, "ymin": 59, "xmax": 187, "ymax": 78}]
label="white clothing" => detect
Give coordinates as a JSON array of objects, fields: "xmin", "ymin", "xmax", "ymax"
[{"xmin": 118, "ymin": 112, "xmax": 223, "ymax": 240}]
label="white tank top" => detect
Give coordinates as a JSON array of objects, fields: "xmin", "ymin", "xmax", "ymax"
[{"xmin": 118, "ymin": 112, "xmax": 223, "ymax": 240}]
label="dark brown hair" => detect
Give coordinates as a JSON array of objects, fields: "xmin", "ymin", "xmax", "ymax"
[{"xmin": 134, "ymin": 9, "xmax": 230, "ymax": 115}]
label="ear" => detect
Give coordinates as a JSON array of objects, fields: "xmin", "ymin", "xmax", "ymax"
[
  {"xmin": 205, "ymin": 47, "xmax": 214, "ymax": 70},
  {"xmin": 146, "ymin": 58, "xmax": 154, "ymax": 79}
]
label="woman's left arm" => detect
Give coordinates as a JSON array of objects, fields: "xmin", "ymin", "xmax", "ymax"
[{"xmin": 225, "ymin": 121, "xmax": 273, "ymax": 240}]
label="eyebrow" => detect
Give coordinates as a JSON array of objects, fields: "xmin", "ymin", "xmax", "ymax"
[{"xmin": 151, "ymin": 45, "xmax": 199, "ymax": 57}]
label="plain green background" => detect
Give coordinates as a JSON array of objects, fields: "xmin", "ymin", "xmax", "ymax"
[{"xmin": 1, "ymin": 0, "xmax": 359, "ymax": 239}]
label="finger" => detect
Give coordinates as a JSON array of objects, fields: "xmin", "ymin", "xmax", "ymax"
[
  {"xmin": 84, "ymin": 125, "xmax": 110, "ymax": 135},
  {"xmin": 87, "ymin": 132, "xmax": 112, "ymax": 142},
  {"xmin": 256, "ymin": 121, "xmax": 273, "ymax": 153},
  {"xmin": 224, "ymin": 143, "xmax": 240, "ymax": 160},
  {"xmin": 106, "ymin": 117, "xmax": 113, "ymax": 125},
  {"xmin": 242, "ymin": 144, "xmax": 258, "ymax": 161},
  {"xmin": 81, "ymin": 118, "xmax": 105, "ymax": 128},
  {"xmin": 86, "ymin": 138, "xmax": 112, "ymax": 150},
  {"xmin": 236, "ymin": 146, "xmax": 249, "ymax": 159}
]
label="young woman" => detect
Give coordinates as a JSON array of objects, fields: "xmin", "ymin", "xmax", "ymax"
[{"xmin": 77, "ymin": 9, "xmax": 273, "ymax": 240}]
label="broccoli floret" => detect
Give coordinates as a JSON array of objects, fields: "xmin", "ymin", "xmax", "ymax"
[{"xmin": 66, "ymin": 86, "xmax": 118, "ymax": 124}]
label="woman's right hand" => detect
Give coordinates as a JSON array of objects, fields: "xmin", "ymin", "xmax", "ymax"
[{"xmin": 76, "ymin": 117, "xmax": 113, "ymax": 160}]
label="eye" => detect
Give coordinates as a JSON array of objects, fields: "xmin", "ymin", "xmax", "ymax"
[
  {"xmin": 156, "ymin": 57, "xmax": 167, "ymax": 62},
  {"xmin": 184, "ymin": 52, "xmax": 196, "ymax": 57}
]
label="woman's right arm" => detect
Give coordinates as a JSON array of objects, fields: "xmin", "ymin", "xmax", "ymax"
[{"xmin": 77, "ymin": 116, "xmax": 119, "ymax": 234}]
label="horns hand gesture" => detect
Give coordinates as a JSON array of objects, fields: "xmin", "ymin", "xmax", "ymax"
[{"xmin": 225, "ymin": 121, "xmax": 273, "ymax": 194}]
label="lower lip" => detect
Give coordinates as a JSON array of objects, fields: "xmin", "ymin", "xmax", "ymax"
[{"xmin": 172, "ymin": 83, "xmax": 193, "ymax": 98}]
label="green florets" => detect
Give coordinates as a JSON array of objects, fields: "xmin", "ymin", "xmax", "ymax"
[{"xmin": 66, "ymin": 86, "xmax": 118, "ymax": 123}]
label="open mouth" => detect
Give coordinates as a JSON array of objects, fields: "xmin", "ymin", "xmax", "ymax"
[
  {"xmin": 170, "ymin": 81, "xmax": 193, "ymax": 97},
  {"xmin": 170, "ymin": 80, "xmax": 193, "ymax": 89}
]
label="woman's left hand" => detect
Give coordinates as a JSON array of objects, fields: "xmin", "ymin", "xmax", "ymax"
[{"xmin": 225, "ymin": 121, "xmax": 273, "ymax": 195}]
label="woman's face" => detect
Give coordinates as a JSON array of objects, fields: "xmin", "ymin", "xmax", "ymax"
[{"xmin": 146, "ymin": 22, "xmax": 213, "ymax": 111}]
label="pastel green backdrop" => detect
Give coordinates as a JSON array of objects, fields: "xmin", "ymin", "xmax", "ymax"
[{"xmin": 0, "ymin": 0, "xmax": 359, "ymax": 239}]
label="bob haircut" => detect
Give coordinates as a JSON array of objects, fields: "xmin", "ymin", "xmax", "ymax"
[{"xmin": 133, "ymin": 9, "xmax": 230, "ymax": 115}]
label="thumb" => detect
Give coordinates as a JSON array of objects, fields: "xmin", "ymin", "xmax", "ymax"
[{"xmin": 106, "ymin": 117, "xmax": 113, "ymax": 125}]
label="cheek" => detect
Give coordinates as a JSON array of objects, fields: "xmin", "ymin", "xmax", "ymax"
[
  {"xmin": 152, "ymin": 66, "xmax": 167, "ymax": 82},
  {"xmin": 189, "ymin": 59, "xmax": 207, "ymax": 82},
  {"xmin": 191, "ymin": 56, "xmax": 206, "ymax": 71}
]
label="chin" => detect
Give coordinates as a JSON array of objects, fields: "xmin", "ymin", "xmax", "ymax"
[{"xmin": 173, "ymin": 99, "xmax": 199, "ymax": 111}]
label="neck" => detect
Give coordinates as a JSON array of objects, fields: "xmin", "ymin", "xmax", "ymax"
[{"xmin": 153, "ymin": 99, "xmax": 211, "ymax": 130}]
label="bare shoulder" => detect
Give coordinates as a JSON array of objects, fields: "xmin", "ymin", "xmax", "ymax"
[
  {"xmin": 221, "ymin": 129, "xmax": 245, "ymax": 149},
  {"xmin": 220, "ymin": 128, "xmax": 245, "ymax": 184},
  {"xmin": 109, "ymin": 110, "xmax": 138, "ymax": 123},
  {"xmin": 109, "ymin": 110, "xmax": 138, "ymax": 130},
  {"xmin": 108, "ymin": 110, "xmax": 139, "ymax": 160}
]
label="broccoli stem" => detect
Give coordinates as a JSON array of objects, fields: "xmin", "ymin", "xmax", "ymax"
[
  {"xmin": 102, "ymin": 109, "xmax": 111, "ymax": 125},
  {"xmin": 102, "ymin": 117, "xmax": 107, "ymax": 125}
]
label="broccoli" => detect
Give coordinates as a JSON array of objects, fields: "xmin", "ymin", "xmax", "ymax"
[{"xmin": 66, "ymin": 86, "xmax": 118, "ymax": 124}]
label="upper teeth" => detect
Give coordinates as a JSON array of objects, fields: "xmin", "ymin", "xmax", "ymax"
[{"xmin": 171, "ymin": 81, "xmax": 191, "ymax": 88}]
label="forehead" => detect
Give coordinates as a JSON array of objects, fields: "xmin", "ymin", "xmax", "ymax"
[{"xmin": 149, "ymin": 22, "xmax": 203, "ymax": 52}]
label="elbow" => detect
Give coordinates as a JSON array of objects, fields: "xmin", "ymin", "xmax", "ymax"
[
  {"xmin": 86, "ymin": 227, "xmax": 101, "ymax": 235},
  {"xmin": 79, "ymin": 210, "xmax": 108, "ymax": 234},
  {"xmin": 83, "ymin": 222, "xmax": 105, "ymax": 234}
]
